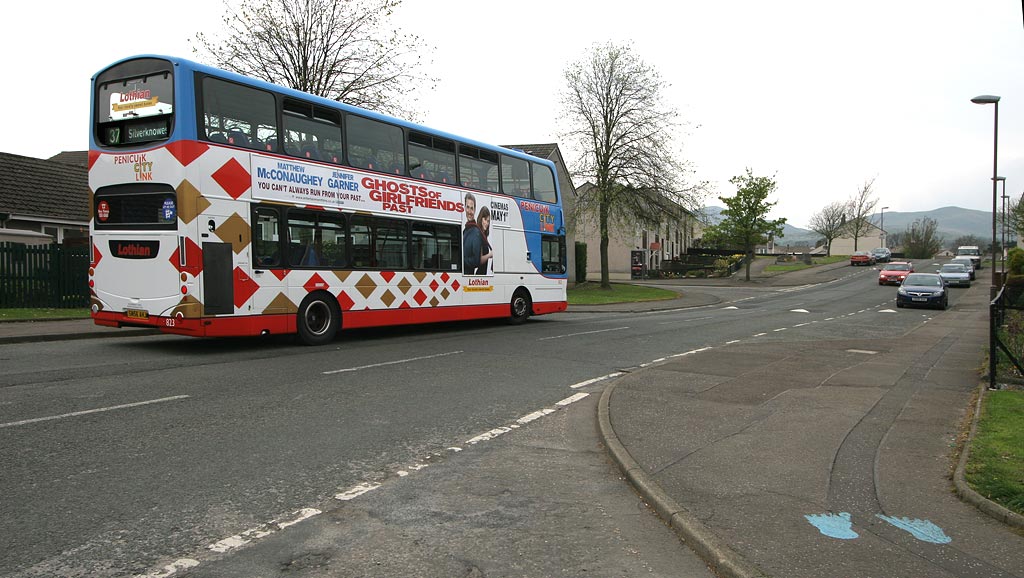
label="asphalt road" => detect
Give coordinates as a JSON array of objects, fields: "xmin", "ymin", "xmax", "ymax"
[{"xmin": 0, "ymin": 262, "xmax": 975, "ymax": 577}]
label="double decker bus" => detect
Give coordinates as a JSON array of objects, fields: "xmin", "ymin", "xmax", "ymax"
[{"xmin": 89, "ymin": 55, "xmax": 567, "ymax": 344}]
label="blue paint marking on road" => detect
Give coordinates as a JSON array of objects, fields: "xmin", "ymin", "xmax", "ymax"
[
  {"xmin": 876, "ymin": 515, "xmax": 952, "ymax": 544},
  {"xmin": 805, "ymin": 512, "xmax": 859, "ymax": 539}
]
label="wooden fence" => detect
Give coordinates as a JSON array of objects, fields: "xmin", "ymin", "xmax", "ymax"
[{"xmin": 0, "ymin": 242, "xmax": 90, "ymax": 308}]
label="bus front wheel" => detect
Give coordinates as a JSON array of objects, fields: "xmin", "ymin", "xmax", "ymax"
[
  {"xmin": 509, "ymin": 289, "xmax": 532, "ymax": 325},
  {"xmin": 297, "ymin": 293, "xmax": 340, "ymax": 345}
]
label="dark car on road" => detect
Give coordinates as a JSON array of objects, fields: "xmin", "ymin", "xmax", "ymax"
[
  {"xmin": 871, "ymin": 247, "xmax": 892, "ymax": 263},
  {"xmin": 896, "ymin": 273, "xmax": 948, "ymax": 310}
]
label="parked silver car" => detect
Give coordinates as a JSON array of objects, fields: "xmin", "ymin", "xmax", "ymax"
[{"xmin": 938, "ymin": 263, "xmax": 972, "ymax": 287}]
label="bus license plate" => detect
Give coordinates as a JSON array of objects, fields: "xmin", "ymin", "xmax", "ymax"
[{"xmin": 126, "ymin": 309, "xmax": 149, "ymax": 320}]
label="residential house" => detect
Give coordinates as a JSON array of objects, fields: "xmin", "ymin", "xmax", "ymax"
[
  {"xmin": 573, "ymin": 182, "xmax": 701, "ymax": 280},
  {"xmin": 0, "ymin": 151, "xmax": 90, "ymax": 244},
  {"xmin": 829, "ymin": 222, "xmax": 885, "ymax": 255}
]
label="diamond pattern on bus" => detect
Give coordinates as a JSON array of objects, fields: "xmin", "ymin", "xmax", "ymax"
[
  {"xmin": 173, "ymin": 295, "xmax": 202, "ymax": 319},
  {"xmin": 271, "ymin": 269, "xmax": 290, "ymax": 281},
  {"xmin": 167, "ymin": 140, "xmax": 209, "ymax": 167},
  {"xmin": 233, "ymin": 268, "xmax": 259, "ymax": 309},
  {"xmin": 414, "ymin": 289, "xmax": 428, "ymax": 306},
  {"xmin": 215, "ymin": 213, "xmax": 251, "ymax": 254},
  {"xmin": 355, "ymin": 274, "xmax": 377, "ymax": 299},
  {"xmin": 263, "ymin": 292, "xmax": 297, "ymax": 315},
  {"xmin": 397, "ymin": 276, "xmax": 412, "ymax": 295},
  {"xmin": 169, "ymin": 237, "xmax": 203, "ymax": 274},
  {"xmin": 450, "ymin": 280, "xmax": 461, "ymax": 292},
  {"xmin": 414, "ymin": 272, "xmax": 427, "ymax": 283},
  {"xmin": 303, "ymin": 273, "xmax": 329, "ymax": 293},
  {"xmin": 92, "ymin": 243, "xmax": 103, "ymax": 267},
  {"xmin": 380, "ymin": 289, "xmax": 396, "ymax": 307},
  {"xmin": 380, "ymin": 271, "xmax": 396, "ymax": 283},
  {"xmin": 176, "ymin": 179, "xmax": 210, "ymax": 224},
  {"xmin": 430, "ymin": 296, "xmax": 440, "ymax": 307},
  {"xmin": 429, "ymin": 279, "xmax": 439, "ymax": 292},
  {"xmin": 337, "ymin": 291, "xmax": 355, "ymax": 312},
  {"xmin": 212, "ymin": 158, "xmax": 251, "ymax": 199}
]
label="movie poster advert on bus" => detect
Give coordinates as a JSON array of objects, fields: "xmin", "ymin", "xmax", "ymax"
[{"xmin": 250, "ymin": 156, "xmax": 465, "ymax": 222}]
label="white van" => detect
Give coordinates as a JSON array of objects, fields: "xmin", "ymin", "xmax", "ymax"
[{"xmin": 956, "ymin": 246, "xmax": 982, "ymax": 269}]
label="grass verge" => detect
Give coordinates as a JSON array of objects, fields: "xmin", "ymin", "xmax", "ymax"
[
  {"xmin": 568, "ymin": 282, "xmax": 678, "ymax": 305},
  {"xmin": 0, "ymin": 308, "xmax": 91, "ymax": 321},
  {"xmin": 965, "ymin": 389, "xmax": 1024, "ymax": 516}
]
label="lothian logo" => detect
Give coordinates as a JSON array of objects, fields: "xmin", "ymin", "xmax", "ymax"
[{"xmin": 115, "ymin": 243, "xmax": 152, "ymax": 257}]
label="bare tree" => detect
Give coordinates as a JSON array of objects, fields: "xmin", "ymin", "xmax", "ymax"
[
  {"xmin": 843, "ymin": 178, "xmax": 879, "ymax": 251},
  {"xmin": 808, "ymin": 200, "xmax": 846, "ymax": 256},
  {"xmin": 904, "ymin": 217, "xmax": 942, "ymax": 259},
  {"xmin": 561, "ymin": 41, "xmax": 704, "ymax": 288},
  {"xmin": 193, "ymin": 0, "xmax": 436, "ymax": 119}
]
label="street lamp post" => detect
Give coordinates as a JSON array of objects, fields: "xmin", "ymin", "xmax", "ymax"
[
  {"xmin": 880, "ymin": 206, "xmax": 889, "ymax": 249},
  {"xmin": 998, "ymin": 177, "xmax": 1007, "ymax": 279},
  {"xmin": 972, "ymin": 94, "xmax": 1000, "ymax": 390}
]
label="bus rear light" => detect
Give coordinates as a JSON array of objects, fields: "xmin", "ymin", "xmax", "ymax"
[
  {"xmin": 180, "ymin": 272, "xmax": 188, "ymax": 282},
  {"xmin": 181, "ymin": 285, "xmax": 188, "ymax": 295},
  {"xmin": 88, "ymin": 267, "xmax": 95, "ymax": 276},
  {"xmin": 89, "ymin": 280, "xmax": 95, "ymax": 288}
]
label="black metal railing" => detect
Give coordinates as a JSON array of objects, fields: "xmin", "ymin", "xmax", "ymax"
[{"xmin": 990, "ymin": 284, "xmax": 1024, "ymax": 388}]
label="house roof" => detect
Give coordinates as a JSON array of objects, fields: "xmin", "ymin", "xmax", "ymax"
[
  {"xmin": 48, "ymin": 150, "xmax": 90, "ymax": 168},
  {"xmin": 502, "ymin": 143, "xmax": 576, "ymax": 196},
  {"xmin": 0, "ymin": 151, "xmax": 89, "ymax": 222}
]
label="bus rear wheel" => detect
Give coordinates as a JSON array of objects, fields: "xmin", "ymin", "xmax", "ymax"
[
  {"xmin": 297, "ymin": 293, "xmax": 340, "ymax": 345},
  {"xmin": 509, "ymin": 289, "xmax": 531, "ymax": 325}
]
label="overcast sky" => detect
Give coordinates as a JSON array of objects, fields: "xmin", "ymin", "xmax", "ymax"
[{"xmin": 3, "ymin": 0, "xmax": 1022, "ymax": 228}]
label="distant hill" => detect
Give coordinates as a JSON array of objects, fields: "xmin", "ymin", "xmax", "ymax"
[{"xmin": 701, "ymin": 205, "xmax": 998, "ymax": 247}]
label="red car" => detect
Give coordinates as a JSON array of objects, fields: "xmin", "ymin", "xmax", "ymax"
[
  {"xmin": 851, "ymin": 251, "xmax": 876, "ymax": 266},
  {"xmin": 878, "ymin": 261, "xmax": 914, "ymax": 285}
]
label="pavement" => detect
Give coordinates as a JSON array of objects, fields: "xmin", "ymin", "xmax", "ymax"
[{"xmin": 4, "ymin": 259, "xmax": 1023, "ymax": 577}]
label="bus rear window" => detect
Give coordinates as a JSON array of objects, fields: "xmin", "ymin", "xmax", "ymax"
[
  {"xmin": 95, "ymin": 58, "xmax": 174, "ymax": 147},
  {"xmin": 94, "ymin": 184, "xmax": 178, "ymax": 230}
]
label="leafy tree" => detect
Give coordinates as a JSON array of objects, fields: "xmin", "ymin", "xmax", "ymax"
[
  {"xmin": 843, "ymin": 178, "xmax": 878, "ymax": 251},
  {"xmin": 903, "ymin": 217, "xmax": 942, "ymax": 259},
  {"xmin": 712, "ymin": 169, "xmax": 786, "ymax": 281},
  {"xmin": 561, "ymin": 41, "xmax": 704, "ymax": 289},
  {"xmin": 951, "ymin": 234, "xmax": 986, "ymax": 252},
  {"xmin": 808, "ymin": 201, "xmax": 846, "ymax": 257},
  {"xmin": 193, "ymin": 0, "xmax": 435, "ymax": 118}
]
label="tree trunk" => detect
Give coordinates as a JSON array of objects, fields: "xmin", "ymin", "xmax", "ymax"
[
  {"xmin": 599, "ymin": 197, "xmax": 611, "ymax": 289},
  {"xmin": 745, "ymin": 250, "xmax": 753, "ymax": 281}
]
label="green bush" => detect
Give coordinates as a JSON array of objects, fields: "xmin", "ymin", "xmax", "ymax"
[{"xmin": 1008, "ymin": 247, "xmax": 1024, "ymax": 275}]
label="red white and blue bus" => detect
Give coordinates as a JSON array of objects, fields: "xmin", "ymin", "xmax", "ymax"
[{"xmin": 89, "ymin": 55, "xmax": 567, "ymax": 344}]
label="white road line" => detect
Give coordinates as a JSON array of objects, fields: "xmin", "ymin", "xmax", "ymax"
[
  {"xmin": 335, "ymin": 482, "xmax": 381, "ymax": 501},
  {"xmin": 556, "ymin": 392, "xmax": 590, "ymax": 406},
  {"xmin": 539, "ymin": 326, "xmax": 629, "ymax": 341},
  {"xmin": 725, "ymin": 339, "xmax": 741, "ymax": 344},
  {"xmin": 323, "ymin": 351, "xmax": 463, "ymax": 374},
  {"xmin": 0, "ymin": 395, "xmax": 190, "ymax": 429},
  {"xmin": 569, "ymin": 372, "xmax": 623, "ymax": 389},
  {"xmin": 753, "ymin": 332, "xmax": 767, "ymax": 337},
  {"xmin": 773, "ymin": 327, "xmax": 787, "ymax": 332}
]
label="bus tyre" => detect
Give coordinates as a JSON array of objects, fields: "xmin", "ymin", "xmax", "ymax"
[
  {"xmin": 509, "ymin": 289, "xmax": 531, "ymax": 325},
  {"xmin": 297, "ymin": 293, "xmax": 340, "ymax": 346}
]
